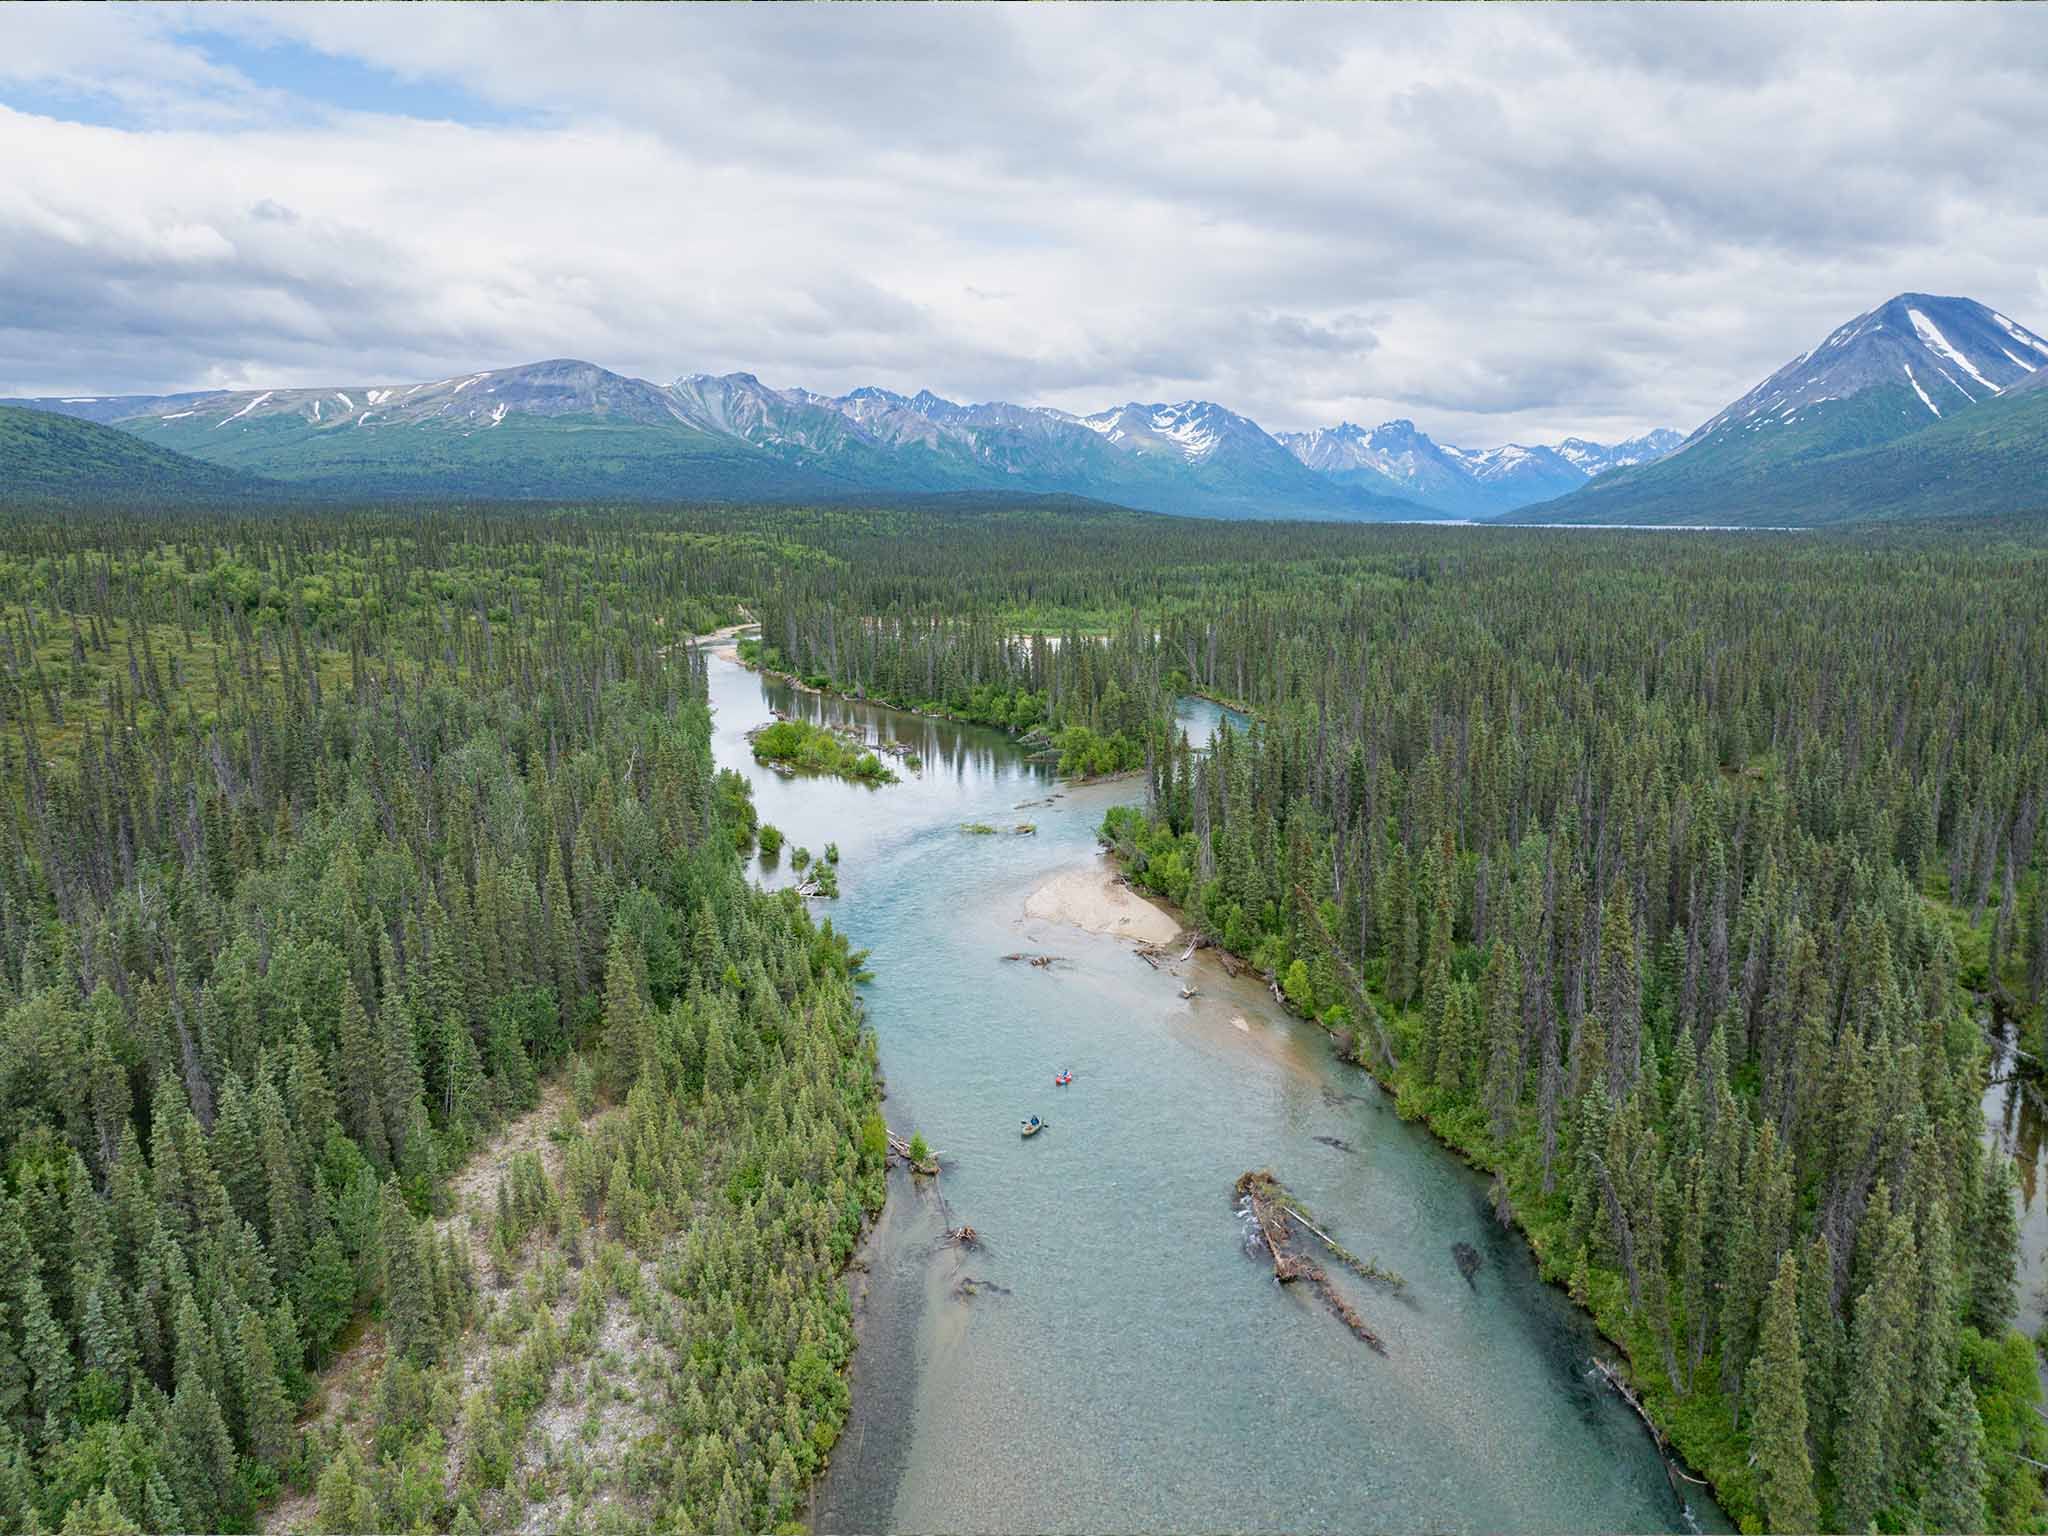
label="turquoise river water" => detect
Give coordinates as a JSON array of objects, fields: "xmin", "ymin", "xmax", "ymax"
[{"xmin": 699, "ymin": 644, "xmax": 1727, "ymax": 1535}]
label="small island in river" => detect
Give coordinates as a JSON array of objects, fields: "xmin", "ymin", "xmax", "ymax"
[{"xmin": 749, "ymin": 717, "xmax": 899, "ymax": 783}]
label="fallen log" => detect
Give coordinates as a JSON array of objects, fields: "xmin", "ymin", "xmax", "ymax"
[
  {"xmin": 1283, "ymin": 1204, "xmax": 1405, "ymax": 1290},
  {"xmin": 885, "ymin": 1130, "xmax": 942, "ymax": 1176},
  {"xmin": 1591, "ymin": 1357, "xmax": 1712, "ymax": 1487},
  {"xmin": 1233, "ymin": 1169, "xmax": 1391, "ymax": 1354}
]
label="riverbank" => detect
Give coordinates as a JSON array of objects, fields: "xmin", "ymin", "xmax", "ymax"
[{"xmin": 1092, "ymin": 838, "xmax": 1739, "ymax": 1524}]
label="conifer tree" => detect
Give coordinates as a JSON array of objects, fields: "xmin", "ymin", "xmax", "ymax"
[
  {"xmin": 378, "ymin": 1180, "xmax": 433, "ymax": 1366},
  {"xmin": 605, "ymin": 929, "xmax": 654, "ymax": 1102},
  {"xmin": 164, "ymin": 1372, "xmax": 239, "ymax": 1532},
  {"xmin": 1919, "ymin": 1376, "xmax": 1990, "ymax": 1536},
  {"xmin": 1748, "ymin": 1251, "xmax": 1819, "ymax": 1534},
  {"xmin": 1968, "ymin": 1148, "xmax": 2020, "ymax": 1332}
]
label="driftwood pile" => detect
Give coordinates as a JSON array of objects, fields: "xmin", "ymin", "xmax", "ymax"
[
  {"xmin": 885, "ymin": 1129, "xmax": 941, "ymax": 1177},
  {"xmin": 1234, "ymin": 1169, "xmax": 1404, "ymax": 1355},
  {"xmin": 1134, "ymin": 937, "xmax": 1200, "ymax": 972}
]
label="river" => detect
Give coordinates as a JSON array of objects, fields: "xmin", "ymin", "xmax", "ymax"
[
  {"xmin": 699, "ymin": 644, "xmax": 1726, "ymax": 1535},
  {"xmin": 1982, "ymin": 1023, "xmax": 2048, "ymax": 1379}
]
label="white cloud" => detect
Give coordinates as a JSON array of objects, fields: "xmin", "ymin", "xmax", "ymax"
[{"xmin": 2, "ymin": 2, "xmax": 2045, "ymax": 444}]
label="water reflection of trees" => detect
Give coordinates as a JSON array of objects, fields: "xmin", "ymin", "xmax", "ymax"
[
  {"xmin": 1990, "ymin": 1077, "xmax": 2044, "ymax": 1210},
  {"xmin": 757, "ymin": 677, "xmax": 1027, "ymax": 783}
]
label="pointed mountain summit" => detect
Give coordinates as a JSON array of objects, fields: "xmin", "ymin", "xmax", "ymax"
[
  {"xmin": 1506, "ymin": 293, "xmax": 2048, "ymax": 526},
  {"xmin": 1686, "ymin": 293, "xmax": 2048, "ymax": 449}
]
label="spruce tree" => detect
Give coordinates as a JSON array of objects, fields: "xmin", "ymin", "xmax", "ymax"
[
  {"xmin": 605, "ymin": 930, "xmax": 653, "ymax": 1102},
  {"xmin": 378, "ymin": 1179, "xmax": 433, "ymax": 1366},
  {"xmin": 1967, "ymin": 1148, "xmax": 2019, "ymax": 1331},
  {"xmin": 164, "ymin": 1373, "xmax": 239, "ymax": 1532},
  {"xmin": 1748, "ymin": 1251, "xmax": 1819, "ymax": 1534},
  {"xmin": 1918, "ymin": 1376, "xmax": 1990, "ymax": 1535}
]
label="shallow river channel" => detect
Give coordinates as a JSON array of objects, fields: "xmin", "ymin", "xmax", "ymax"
[{"xmin": 698, "ymin": 644, "xmax": 1728, "ymax": 1535}]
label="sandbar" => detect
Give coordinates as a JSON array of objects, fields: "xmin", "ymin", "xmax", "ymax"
[{"xmin": 1023, "ymin": 861, "xmax": 1180, "ymax": 946}]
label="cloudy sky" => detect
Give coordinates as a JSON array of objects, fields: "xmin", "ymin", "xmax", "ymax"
[{"xmin": 3, "ymin": 3, "xmax": 2045, "ymax": 445}]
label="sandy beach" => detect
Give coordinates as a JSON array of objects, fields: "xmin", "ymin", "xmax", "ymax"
[{"xmin": 1023, "ymin": 860, "xmax": 1181, "ymax": 946}]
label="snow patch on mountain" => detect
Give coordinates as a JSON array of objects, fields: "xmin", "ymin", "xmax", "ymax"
[
  {"xmin": 1908, "ymin": 308, "xmax": 1999, "ymax": 394},
  {"xmin": 216, "ymin": 391, "xmax": 271, "ymax": 428},
  {"xmin": 1993, "ymin": 313, "xmax": 2048, "ymax": 360}
]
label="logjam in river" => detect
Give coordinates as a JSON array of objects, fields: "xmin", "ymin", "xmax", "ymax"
[{"xmin": 1234, "ymin": 1169, "xmax": 1404, "ymax": 1354}]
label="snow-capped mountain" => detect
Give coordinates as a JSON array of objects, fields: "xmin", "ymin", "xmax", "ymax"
[
  {"xmin": 152, "ymin": 359, "xmax": 701, "ymax": 432},
  {"xmin": 1686, "ymin": 293, "xmax": 2048, "ymax": 448},
  {"xmin": 1275, "ymin": 419, "xmax": 1680, "ymax": 517},
  {"xmin": 9, "ymin": 363, "xmax": 1440, "ymax": 519},
  {"xmin": 1504, "ymin": 293, "xmax": 2048, "ymax": 527},
  {"xmin": 13, "ymin": 356, "xmax": 1684, "ymax": 519},
  {"xmin": 1555, "ymin": 430, "xmax": 1685, "ymax": 477}
]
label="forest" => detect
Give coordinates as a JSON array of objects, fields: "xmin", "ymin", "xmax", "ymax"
[
  {"xmin": 0, "ymin": 513, "xmax": 885, "ymax": 1534},
  {"xmin": 0, "ymin": 497, "xmax": 2044, "ymax": 1535}
]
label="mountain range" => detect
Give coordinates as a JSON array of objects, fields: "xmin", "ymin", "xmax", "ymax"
[
  {"xmin": 7, "ymin": 290, "xmax": 2045, "ymax": 525},
  {"xmin": 1504, "ymin": 293, "xmax": 2048, "ymax": 525},
  {"xmin": 4, "ymin": 362, "xmax": 1672, "ymax": 519},
  {"xmin": 1274, "ymin": 419, "xmax": 1682, "ymax": 519}
]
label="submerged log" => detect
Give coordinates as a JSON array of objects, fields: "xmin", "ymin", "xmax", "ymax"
[
  {"xmin": 1452, "ymin": 1241, "xmax": 1482, "ymax": 1288},
  {"xmin": 1232, "ymin": 1169, "xmax": 1393, "ymax": 1354},
  {"xmin": 1286, "ymin": 1204, "xmax": 1405, "ymax": 1290}
]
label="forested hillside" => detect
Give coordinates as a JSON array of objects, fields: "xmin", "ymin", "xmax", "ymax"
[
  {"xmin": 0, "ymin": 407, "xmax": 270, "ymax": 506},
  {"xmin": 0, "ymin": 514, "xmax": 884, "ymax": 1533},
  {"xmin": 753, "ymin": 511, "xmax": 2048, "ymax": 1534}
]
